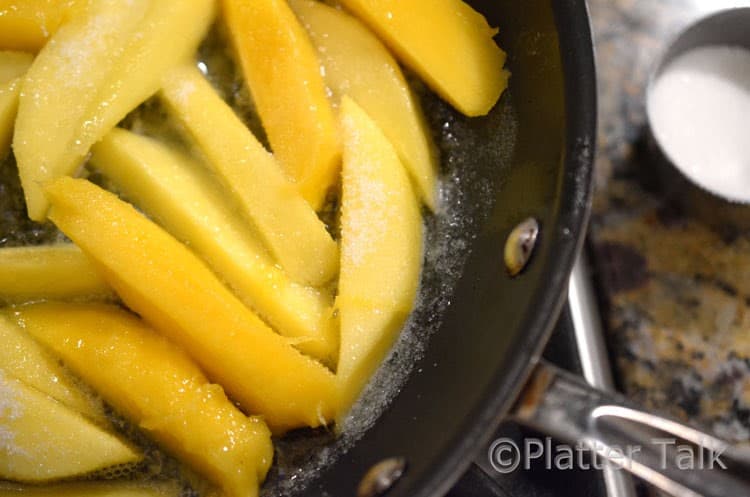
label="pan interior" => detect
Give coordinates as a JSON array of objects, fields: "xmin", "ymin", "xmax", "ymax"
[{"xmin": 0, "ymin": 0, "xmax": 594, "ymax": 495}]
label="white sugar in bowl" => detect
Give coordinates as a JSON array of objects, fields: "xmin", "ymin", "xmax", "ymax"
[{"xmin": 646, "ymin": 7, "xmax": 750, "ymax": 229}]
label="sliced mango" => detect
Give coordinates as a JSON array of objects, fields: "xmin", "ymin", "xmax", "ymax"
[
  {"xmin": 0, "ymin": 80, "xmax": 20, "ymax": 159},
  {"xmin": 160, "ymin": 65, "xmax": 339, "ymax": 287},
  {"xmin": 0, "ymin": 371, "xmax": 140, "ymax": 482},
  {"xmin": 0, "ymin": 313, "xmax": 105, "ymax": 423},
  {"xmin": 14, "ymin": 0, "xmax": 214, "ymax": 221},
  {"xmin": 291, "ymin": 0, "xmax": 438, "ymax": 210},
  {"xmin": 0, "ymin": 481, "xmax": 179, "ymax": 497},
  {"xmin": 13, "ymin": 0, "xmax": 150, "ymax": 221},
  {"xmin": 15, "ymin": 302, "xmax": 273, "ymax": 497},
  {"xmin": 222, "ymin": 0, "xmax": 340, "ymax": 208},
  {"xmin": 0, "ymin": 1, "xmax": 85, "ymax": 52},
  {"xmin": 90, "ymin": 128, "xmax": 336, "ymax": 363},
  {"xmin": 0, "ymin": 244, "xmax": 112, "ymax": 302},
  {"xmin": 45, "ymin": 177, "xmax": 338, "ymax": 434},
  {"xmin": 336, "ymin": 0, "xmax": 508, "ymax": 116},
  {"xmin": 336, "ymin": 97, "xmax": 423, "ymax": 418},
  {"xmin": 89, "ymin": 0, "xmax": 215, "ymax": 151},
  {"xmin": 0, "ymin": 51, "xmax": 32, "ymax": 159},
  {"xmin": 0, "ymin": 51, "xmax": 32, "ymax": 82}
]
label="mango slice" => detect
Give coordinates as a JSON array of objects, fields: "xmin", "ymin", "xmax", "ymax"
[
  {"xmin": 45, "ymin": 177, "xmax": 338, "ymax": 434},
  {"xmin": 160, "ymin": 65, "xmax": 339, "ymax": 287},
  {"xmin": 14, "ymin": 0, "xmax": 214, "ymax": 221},
  {"xmin": 0, "ymin": 1, "xmax": 84, "ymax": 52},
  {"xmin": 0, "ymin": 371, "xmax": 140, "ymax": 482},
  {"xmin": 0, "ymin": 481, "xmax": 179, "ymax": 497},
  {"xmin": 90, "ymin": 128, "xmax": 336, "ymax": 363},
  {"xmin": 0, "ymin": 80, "xmax": 20, "ymax": 159},
  {"xmin": 291, "ymin": 0, "xmax": 438, "ymax": 210},
  {"xmin": 15, "ymin": 302, "xmax": 273, "ymax": 497},
  {"xmin": 336, "ymin": 0, "xmax": 508, "ymax": 116},
  {"xmin": 13, "ymin": 0, "xmax": 149, "ymax": 221},
  {"xmin": 336, "ymin": 97, "xmax": 423, "ymax": 418},
  {"xmin": 0, "ymin": 314, "xmax": 105, "ymax": 423},
  {"xmin": 0, "ymin": 51, "xmax": 32, "ymax": 159},
  {"xmin": 223, "ymin": 0, "xmax": 340, "ymax": 209},
  {"xmin": 89, "ymin": 0, "xmax": 215, "ymax": 152},
  {"xmin": 0, "ymin": 51, "xmax": 32, "ymax": 83},
  {"xmin": 0, "ymin": 244, "xmax": 112, "ymax": 302}
]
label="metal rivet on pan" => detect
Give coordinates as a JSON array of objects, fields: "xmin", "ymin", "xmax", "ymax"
[
  {"xmin": 504, "ymin": 217, "xmax": 539, "ymax": 277},
  {"xmin": 356, "ymin": 457, "xmax": 407, "ymax": 497}
]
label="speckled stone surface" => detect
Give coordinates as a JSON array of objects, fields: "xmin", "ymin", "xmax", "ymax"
[{"xmin": 588, "ymin": 0, "xmax": 750, "ymax": 444}]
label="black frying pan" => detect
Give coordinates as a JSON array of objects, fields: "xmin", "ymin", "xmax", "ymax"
[
  {"xmin": 5, "ymin": 0, "xmax": 745, "ymax": 495},
  {"xmin": 276, "ymin": 0, "xmax": 598, "ymax": 495},
  {"xmin": 0, "ymin": 1, "xmax": 589, "ymax": 494},
  {"xmin": 278, "ymin": 1, "xmax": 750, "ymax": 496}
]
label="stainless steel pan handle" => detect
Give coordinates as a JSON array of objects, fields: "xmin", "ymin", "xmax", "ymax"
[
  {"xmin": 513, "ymin": 361, "xmax": 750, "ymax": 497},
  {"xmin": 568, "ymin": 254, "xmax": 636, "ymax": 497}
]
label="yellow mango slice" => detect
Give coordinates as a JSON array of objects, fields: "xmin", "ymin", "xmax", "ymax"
[
  {"xmin": 89, "ymin": 0, "xmax": 215, "ymax": 152},
  {"xmin": 222, "ymin": 0, "xmax": 340, "ymax": 209},
  {"xmin": 0, "ymin": 481, "xmax": 179, "ymax": 497},
  {"xmin": 0, "ymin": 51, "xmax": 32, "ymax": 82},
  {"xmin": 336, "ymin": 0, "xmax": 508, "ymax": 116},
  {"xmin": 160, "ymin": 65, "xmax": 339, "ymax": 287},
  {"xmin": 0, "ymin": 244, "xmax": 112, "ymax": 302},
  {"xmin": 0, "ymin": 80, "xmax": 20, "ymax": 159},
  {"xmin": 13, "ymin": 0, "xmax": 150, "ymax": 221},
  {"xmin": 14, "ymin": 0, "xmax": 214, "ymax": 221},
  {"xmin": 0, "ymin": 51, "xmax": 32, "ymax": 159},
  {"xmin": 45, "ymin": 177, "xmax": 338, "ymax": 434},
  {"xmin": 90, "ymin": 128, "xmax": 336, "ymax": 363},
  {"xmin": 15, "ymin": 302, "xmax": 273, "ymax": 497},
  {"xmin": 291, "ymin": 0, "xmax": 438, "ymax": 210},
  {"xmin": 0, "ymin": 1, "xmax": 85, "ymax": 52},
  {"xmin": 0, "ymin": 313, "xmax": 105, "ymax": 423},
  {"xmin": 336, "ymin": 97, "xmax": 423, "ymax": 418},
  {"xmin": 0, "ymin": 371, "xmax": 140, "ymax": 482}
]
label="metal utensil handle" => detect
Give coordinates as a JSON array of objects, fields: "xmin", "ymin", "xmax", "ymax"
[
  {"xmin": 513, "ymin": 361, "xmax": 750, "ymax": 497},
  {"xmin": 569, "ymin": 254, "xmax": 636, "ymax": 497}
]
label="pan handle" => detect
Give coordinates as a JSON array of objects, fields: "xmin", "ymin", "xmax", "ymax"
[{"xmin": 511, "ymin": 361, "xmax": 750, "ymax": 497}]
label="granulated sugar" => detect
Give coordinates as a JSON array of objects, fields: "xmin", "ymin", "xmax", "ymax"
[
  {"xmin": 648, "ymin": 45, "xmax": 750, "ymax": 203},
  {"xmin": 0, "ymin": 371, "xmax": 23, "ymax": 456}
]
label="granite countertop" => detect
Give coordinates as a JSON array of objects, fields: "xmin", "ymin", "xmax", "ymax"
[{"xmin": 588, "ymin": 0, "xmax": 750, "ymax": 443}]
